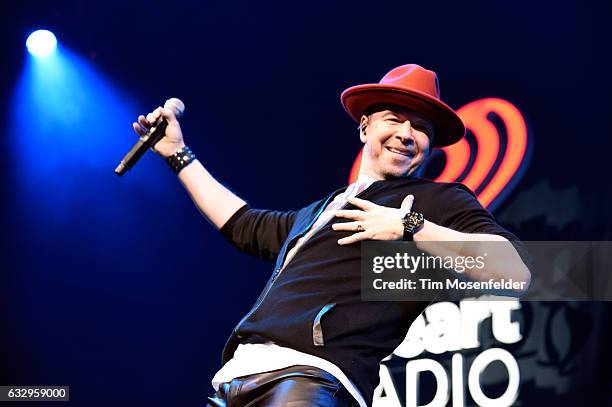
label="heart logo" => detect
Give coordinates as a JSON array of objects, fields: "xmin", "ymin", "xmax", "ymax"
[{"xmin": 348, "ymin": 98, "xmax": 530, "ymax": 210}]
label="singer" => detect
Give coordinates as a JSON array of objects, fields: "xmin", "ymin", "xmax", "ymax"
[{"xmin": 131, "ymin": 64, "xmax": 530, "ymax": 406}]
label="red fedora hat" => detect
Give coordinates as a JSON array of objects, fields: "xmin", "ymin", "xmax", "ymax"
[{"xmin": 341, "ymin": 64, "xmax": 465, "ymax": 148}]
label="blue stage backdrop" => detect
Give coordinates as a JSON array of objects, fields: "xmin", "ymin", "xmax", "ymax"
[{"xmin": 1, "ymin": 0, "xmax": 611, "ymax": 406}]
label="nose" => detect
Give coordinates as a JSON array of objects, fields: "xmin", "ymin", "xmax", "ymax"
[{"xmin": 396, "ymin": 120, "xmax": 415, "ymax": 145}]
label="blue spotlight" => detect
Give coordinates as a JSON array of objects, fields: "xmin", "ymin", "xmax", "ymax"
[{"xmin": 26, "ymin": 29, "xmax": 57, "ymax": 58}]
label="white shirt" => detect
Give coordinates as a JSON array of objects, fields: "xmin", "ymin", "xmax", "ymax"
[{"xmin": 212, "ymin": 175, "xmax": 377, "ymax": 407}]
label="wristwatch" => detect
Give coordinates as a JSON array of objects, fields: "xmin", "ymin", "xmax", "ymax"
[{"xmin": 402, "ymin": 211, "xmax": 424, "ymax": 241}]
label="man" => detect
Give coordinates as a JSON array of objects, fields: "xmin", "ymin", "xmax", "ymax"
[{"xmin": 133, "ymin": 64, "xmax": 530, "ymax": 406}]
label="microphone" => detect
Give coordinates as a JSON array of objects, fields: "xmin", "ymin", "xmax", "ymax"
[{"xmin": 114, "ymin": 98, "xmax": 185, "ymax": 176}]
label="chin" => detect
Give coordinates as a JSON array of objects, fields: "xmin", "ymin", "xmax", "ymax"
[
  {"xmin": 384, "ymin": 163, "xmax": 422, "ymax": 180},
  {"xmin": 380, "ymin": 167, "xmax": 410, "ymax": 180}
]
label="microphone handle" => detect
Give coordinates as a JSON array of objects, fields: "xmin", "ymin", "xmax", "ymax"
[{"xmin": 114, "ymin": 119, "xmax": 168, "ymax": 176}]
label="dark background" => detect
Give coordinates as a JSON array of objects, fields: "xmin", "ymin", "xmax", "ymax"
[{"xmin": 1, "ymin": 0, "xmax": 611, "ymax": 405}]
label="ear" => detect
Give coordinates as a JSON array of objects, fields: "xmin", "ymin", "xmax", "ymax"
[{"xmin": 359, "ymin": 115, "xmax": 369, "ymax": 143}]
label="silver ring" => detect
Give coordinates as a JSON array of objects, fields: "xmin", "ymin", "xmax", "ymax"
[{"xmin": 356, "ymin": 223, "xmax": 365, "ymax": 232}]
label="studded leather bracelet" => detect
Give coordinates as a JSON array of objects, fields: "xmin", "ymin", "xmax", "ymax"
[{"xmin": 166, "ymin": 145, "xmax": 196, "ymax": 174}]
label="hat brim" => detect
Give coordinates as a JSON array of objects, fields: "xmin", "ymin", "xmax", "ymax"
[{"xmin": 341, "ymin": 83, "xmax": 465, "ymax": 148}]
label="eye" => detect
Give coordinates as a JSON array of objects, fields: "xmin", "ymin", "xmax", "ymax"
[
  {"xmin": 386, "ymin": 117, "xmax": 401, "ymax": 123},
  {"xmin": 413, "ymin": 124, "xmax": 430, "ymax": 134}
]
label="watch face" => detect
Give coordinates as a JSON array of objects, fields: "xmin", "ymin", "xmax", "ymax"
[{"xmin": 404, "ymin": 212, "xmax": 424, "ymax": 233}]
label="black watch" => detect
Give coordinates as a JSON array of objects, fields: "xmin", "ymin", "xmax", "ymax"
[{"xmin": 402, "ymin": 211, "xmax": 424, "ymax": 241}]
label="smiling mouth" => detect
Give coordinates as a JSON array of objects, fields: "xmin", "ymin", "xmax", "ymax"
[{"xmin": 386, "ymin": 147, "xmax": 414, "ymax": 158}]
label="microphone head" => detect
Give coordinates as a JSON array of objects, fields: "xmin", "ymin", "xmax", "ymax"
[{"xmin": 164, "ymin": 98, "xmax": 185, "ymax": 118}]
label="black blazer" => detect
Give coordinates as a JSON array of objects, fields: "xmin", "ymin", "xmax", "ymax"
[{"xmin": 220, "ymin": 177, "xmax": 522, "ymax": 405}]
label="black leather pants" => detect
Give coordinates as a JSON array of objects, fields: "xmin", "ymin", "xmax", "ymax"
[{"xmin": 206, "ymin": 365, "xmax": 359, "ymax": 407}]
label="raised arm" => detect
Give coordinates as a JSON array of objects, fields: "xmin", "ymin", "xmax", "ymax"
[
  {"xmin": 133, "ymin": 106, "xmax": 297, "ymax": 261},
  {"xmin": 133, "ymin": 106, "xmax": 245, "ymax": 230}
]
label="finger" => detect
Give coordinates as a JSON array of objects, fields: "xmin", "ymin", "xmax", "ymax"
[
  {"xmin": 348, "ymin": 196, "xmax": 377, "ymax": 210},
  {"xmin": 161, "ymin": 107, "xmax": 178, "ymax": 124},
  {"xmin": 332, "ymin": 221, "xmax": 364, "ymax": 232},
  {"xmin": 146, "ymin": 107, "xmax": 163, "ymax": 124},
  {"xmin": 400, "ymin": 194, "xmax": 415, "ymax": 210},
  {"xmin": 132, "ymin": 122, "xmax": 145, "ymax": 136},
  {"xmin": 338, "ymin": 232, "xmax": 368, "ymax": 245},
  {"xmin": 138, "ymin": 115, "xmax": 151, "ymax": 129},
  {"xmin": 334, "ymin": 209, "xmax": 364, "ymax": 220}
]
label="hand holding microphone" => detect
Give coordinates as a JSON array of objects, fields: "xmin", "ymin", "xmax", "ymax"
[{"xmin": 115, "ymin": 98, "xmax": 186, "ymax": 176}]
